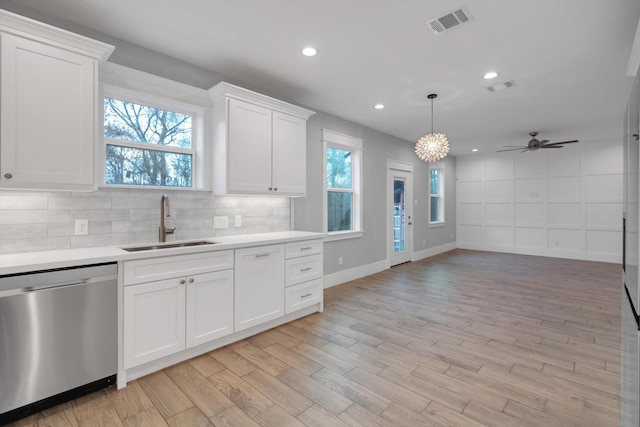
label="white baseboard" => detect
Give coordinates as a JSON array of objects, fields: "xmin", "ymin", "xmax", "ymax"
[
  {"xmin": 324, "ymin": 259, "xmax": 389, "ymax": 288},
  {"xmin": 324, "ymin": 242, "xmax": 460, "ymax": 289},
  {"xmin": 412, "ymin": 242, "xmax": 457, "ymax": 262},
  {"xmin": 457, "ymin": 242, "xmax": 621, "ymax": 264}
]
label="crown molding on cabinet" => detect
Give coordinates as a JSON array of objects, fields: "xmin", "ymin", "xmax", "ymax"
[
  {"xmin": 208, "ymin": 81, "xmax": 315, "ymax": 120},
  {"xmin": 0, "ymin": 9, "xmax": 114, "ymax": 61}
]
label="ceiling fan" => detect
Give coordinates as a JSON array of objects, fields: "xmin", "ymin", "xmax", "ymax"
[{"xmin": 498, "ymin": 132, "xmax": 578, "ymax": 153}]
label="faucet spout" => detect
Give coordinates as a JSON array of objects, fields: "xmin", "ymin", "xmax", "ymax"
[{"xmin": 159, "ymin": 194, "xmax": 176, "ymax": 242}]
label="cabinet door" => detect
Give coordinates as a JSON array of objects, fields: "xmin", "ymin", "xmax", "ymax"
[
  {"xmin": 124, "ymin": 279, "xmax": 186, "ymax": 369},
  {"xmin": 186, "ymin": 270, "xmax": 234, "ymax": 348},
  {"xmin": 0, "ymin": 34, "xmax": 96, "ymax": 190},
  {"xmin": 272, "ymin": 111, "xmax": 306, "ymax": 195},
  {"xmin": 227, "ymin": 98, "xmax": 272, "ymax": 193},
  {"xmin": 235, "ymin": 244, "xmax": 285, "ymax": 331}
]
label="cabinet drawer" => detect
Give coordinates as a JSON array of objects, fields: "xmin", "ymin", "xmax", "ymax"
[
  {"xmin": 285, "ymin": 239, "xmax": 323, "ymax": 259},
  {"xmin": 285, "ymin": 254, "xmax": 322, "ymax": 287},
  {"xmin": 124, "ymin": 250, "xmax": 233, "ymax": 285},
  {"xmin": 285, "ymin": 279, "xmax": 322, "ymax": 314}
]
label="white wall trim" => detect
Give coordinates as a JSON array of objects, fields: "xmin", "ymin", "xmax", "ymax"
[
  {"xmin": 386, "ymin": 159, "xmax": 414, "ymax": 172},
  {"xmin": 627, "ymin": 16, "xmax": 640, "ymax": 76},
  {"xmin": 323, "ymin": 259, "xmax": 389, "ymax": 288},
  {"xmin": 457, "ymin": 242, "xmax": 621, "ymax": 264},
  {"xmin": 412, "ymin": 241, "xmax": 457, "ymax": 261}
]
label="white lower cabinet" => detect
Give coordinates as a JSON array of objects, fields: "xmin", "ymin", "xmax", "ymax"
[
  {"xmin": 186, "ymin": 270, "xmax": 234, "ymax": 348},
  {"xmin": 121, "ymin": 237, "xmax": 323, "ymax": 385},
  {"xmin": 124, "ymin": 278, "xmax": 186, "ymax": 369},
  {"xmin": 123, "ymin": 251, "xmax": 234, "ymax": 369},
  {"xmin": 284, "ymin": 239, "xmax": 323, "ymax": 314},
  {"xmin": 285, "ymin": 278, "xmax": 323, "ymax": 314},
  {"xmin": 235, "ymin": 244, "xmax": 285, "ymax": 332}
]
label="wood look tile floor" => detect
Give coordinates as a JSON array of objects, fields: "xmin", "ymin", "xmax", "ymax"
[{"xmin": 6, "ymin": 250, "xmax": 622, "ymax": 427}]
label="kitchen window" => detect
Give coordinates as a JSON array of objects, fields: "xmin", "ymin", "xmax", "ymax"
[
  {"xmin": 322, "ymin": 129, "xmax": 363, "ymax": 240},
  {"xmin": 429, "ymin": 166, "xmax": 445, "ymax": 225},
  {"xmin": 103, "ymin": 86, "xmax": 203, "ymax": 188}
]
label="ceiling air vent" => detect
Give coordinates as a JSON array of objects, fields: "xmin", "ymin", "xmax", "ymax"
[
  {"xmin": 427, "ymin": 5, "xmax": 474, "ymax": 35},
  {"xmin": 486, "ymin": 80, "xmax": 517, "ymax": 92}
]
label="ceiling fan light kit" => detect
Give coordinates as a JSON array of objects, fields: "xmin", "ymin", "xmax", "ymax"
[
  {"xmin": 497, "ymin": 131, "xmax": 578, "ymax": 153},
  {"xmin": 415, "ymin": 93, "xmax": 450, "ymax": 162}
]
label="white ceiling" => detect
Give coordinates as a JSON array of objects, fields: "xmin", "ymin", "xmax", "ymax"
[{"xmin": 3, "ymin": 0, "xmax": 640, "ymax": 155}]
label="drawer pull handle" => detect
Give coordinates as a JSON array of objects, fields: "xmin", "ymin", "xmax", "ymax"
[
  {"xmin": 300, "ymin": 267, "xmax": 312, "ymax": 272},
  {"xmin": 301, "ymin": 293, "xmax": 313, "ymax": 298},
  {"xmin": 300, "ymin": 247, "xmax": 312, "ymax": 250},
  {"xmin": 256, "ymin": 253, "xmax": 271, "ymax": 258}
]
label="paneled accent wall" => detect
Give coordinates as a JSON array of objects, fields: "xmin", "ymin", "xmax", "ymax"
[
  {"xmin": 456, "ymin": 140, "xmax": 622, "ymax": 263},
  {"xmin": 0, "ymin": 188, "xmax": 290, "ymax": 255}
]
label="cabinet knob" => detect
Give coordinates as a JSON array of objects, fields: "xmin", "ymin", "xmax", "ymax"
[
  {"xmin": 273, "ymin": 187, "xmax": 278, "ymax": 191},
  {"xmin": 189, "ymin": 278, "xmax": 194, "ymax": 283},
  {"xmin": 4, "ymin": 173, "xmax": 12, "ymax": 179},
  {"xmin": 179, "ymin": 279, "xmax": 186, "ymax": 284},
  {"xmin": 268, "ymin": 187, "xmax": 273, "ymax": 191}
]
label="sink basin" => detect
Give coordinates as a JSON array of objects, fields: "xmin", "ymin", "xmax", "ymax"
[{"xmin": 122, "ymin": 240, "xmax": 216, "ymax": 252}]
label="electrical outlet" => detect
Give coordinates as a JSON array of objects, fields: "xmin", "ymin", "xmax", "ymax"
[
  {"xmin": 75, "ymin": 219, "xmax": 88, "ymax": 236},
  {"xmin": 213, "ymin": 216, "xmax": 228, "ymax": 229},
  {"xmin": 235, "ymin": 215, "xmax": 242, "ymax": 227},
  {"xmin": 338, "ymin": 257, "xmax": 343, "ymax": 266}
]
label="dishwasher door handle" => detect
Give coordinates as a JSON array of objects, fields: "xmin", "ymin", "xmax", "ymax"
[{"xmin": 19, "ymin": 274, "xmax": 117, "ymax": 293}]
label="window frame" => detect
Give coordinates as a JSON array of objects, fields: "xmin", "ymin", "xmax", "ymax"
[
  {"xmin": 102, "ymin": 84, "xmax": 205, "ymax": 190},
  {"xmin": 322, "ymin": 129, "xmax": 363, "ymax": 241},
  {"xmin": 428, "ymin": 164, "xmax": 445, "ymax": 227}
]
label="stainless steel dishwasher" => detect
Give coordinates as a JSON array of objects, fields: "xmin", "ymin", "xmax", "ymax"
[{"xmin": 0, "ymin": 262, "xmax": 117, "ymax": 424}]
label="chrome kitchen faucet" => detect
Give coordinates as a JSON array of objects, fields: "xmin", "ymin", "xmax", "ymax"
[{"xmin": 159, "ymin": 194, "xmax": 176, "ymax": 242}]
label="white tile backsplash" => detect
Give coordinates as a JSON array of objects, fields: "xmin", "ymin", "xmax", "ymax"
[{"xmin": 0, "ymin": 188, "xmax": 291, "ymax": 254}]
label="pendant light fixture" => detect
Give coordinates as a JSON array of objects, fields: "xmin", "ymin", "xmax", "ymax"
[{"xmin": 415, "ymin": 93, "xmax": 449, "ymax": 162}]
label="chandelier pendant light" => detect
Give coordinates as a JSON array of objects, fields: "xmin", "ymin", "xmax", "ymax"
[{"xmin": 415, "ymin": 93, "xmax": 449, "ymax": 162}]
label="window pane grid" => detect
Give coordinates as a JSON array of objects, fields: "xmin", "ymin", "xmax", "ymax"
[{"xmin": 104, "ymin": 138, "xmax": 194, "ymax": 155}]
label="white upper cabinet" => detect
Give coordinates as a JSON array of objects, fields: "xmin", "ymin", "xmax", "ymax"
[
  {"xmin": 0, "ymin": 10, "xmax": 114, "ymax": 191},
  {"xmin": 209, "ymin": 82, "xmax": 315, "ymax": 196}
]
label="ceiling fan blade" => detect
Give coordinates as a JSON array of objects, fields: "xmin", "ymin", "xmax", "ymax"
[
  {"xmin": 539, "ymin": 139, "xmax": 549, "ymax": 144},
  {"xmin": 503, "ymin": 145, "xmax": 527, "ymax": 148},
  {"xmin": 540, "ymin": 145, "xmax": 563, "ymax": 148},
  {"xmin": 544, "ymin": 140, "xmax": 579, "ymax": 146},
  {"xmin": 520, "ymin": 148, "xmax": 530, "ymax": 153},
  {"xmin": 497, "ymin": 147, "xmax": 528, "ymax": 152}
]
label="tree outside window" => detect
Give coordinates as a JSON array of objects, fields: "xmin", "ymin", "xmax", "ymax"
[
  {"xmin": 327, "ymin": 147, "xmax": 353, "ymax": 231},
  {"xmin": 429, "ymin": 167, "xmax": 445, "ymax": 223},
  {"xmin": 322, "ymin": 129, "xmax": 363, "ymax": 239},
  {"xmin": 104, "ymin": 96, "xmax": 195, "ymax": 187}
]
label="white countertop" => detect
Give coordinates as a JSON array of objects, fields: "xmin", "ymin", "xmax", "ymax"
[{"xmin": 0, "ymin": 231, "xmax": 325, "ymax": 276}]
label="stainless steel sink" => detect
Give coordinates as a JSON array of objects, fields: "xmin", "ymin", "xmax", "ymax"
[{"xmin": 121, "ymin": 240, "xmax": 216, "ymax": 252}]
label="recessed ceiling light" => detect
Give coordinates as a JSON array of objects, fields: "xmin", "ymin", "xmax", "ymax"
[
  {"xmin": 472, "ymin": 148, "xmax": 479, "ymax": 152},
  {"xmin": 483, "ymin": 71, "xmax": 499, "ymax": 79},
  {"xmin": 374, "ymin": 104, "xmax": 384, "ymax": 110},
  {"xmin": 302, "ymin": 47, "xmax": 317, "ymax": 57}
]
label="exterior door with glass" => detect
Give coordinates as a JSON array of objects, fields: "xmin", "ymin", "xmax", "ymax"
[{"xmin": 389, "ymin": 169, "xmax": 413, "ymax": 266}]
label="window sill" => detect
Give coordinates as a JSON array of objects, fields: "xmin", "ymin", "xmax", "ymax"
[
  {"xmin": 325, "ymin": 230, "xmax": 364, "ymax": 242},
  {"xmin": 99, "ymin": 184, "xmax": 212, "ymax": 193},
  {"xmin": 428, "ymin": 222, "xmax": 446, "ymax": 228}
]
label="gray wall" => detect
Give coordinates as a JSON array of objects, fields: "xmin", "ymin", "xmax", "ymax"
[
  {"xmin": 0, "ymin": 2, "xmax": 457, "ymax": 273},
  {"xmin": 295, "ymin": 111, "xmax": 456, "ymax": 276}
]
